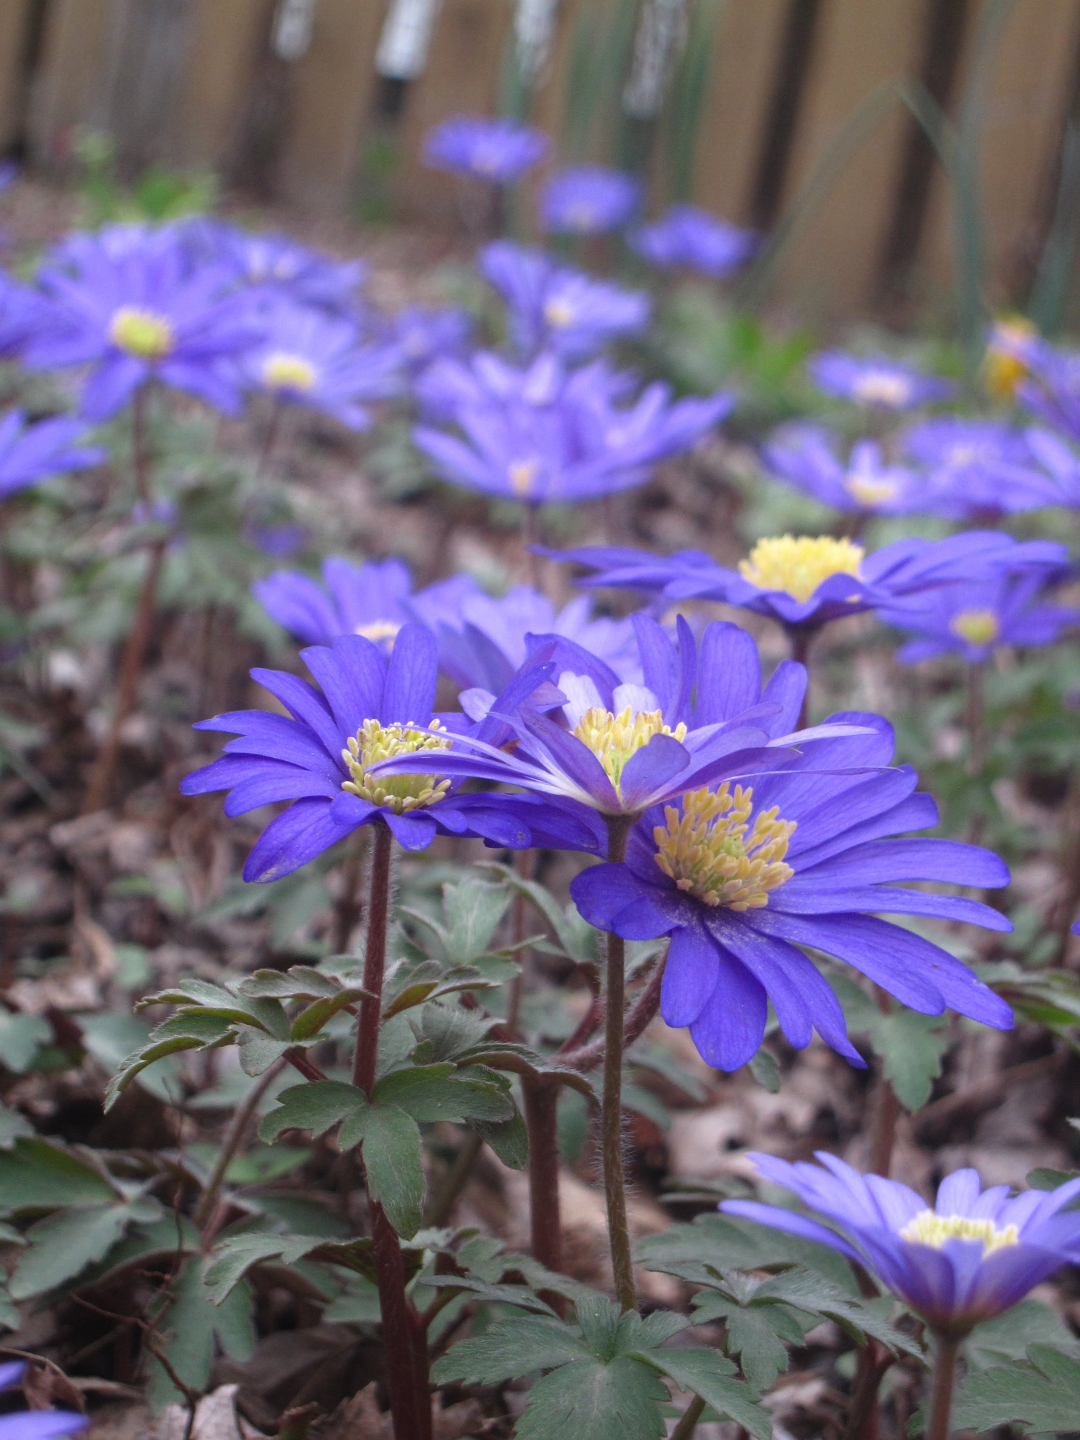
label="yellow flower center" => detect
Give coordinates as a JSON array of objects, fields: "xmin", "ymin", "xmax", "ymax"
[
  {"xmin": 845, "ymin": 473, "xmax": 898, "ymax": 507},
  {"xmin": 738, "ymin": 535, "xmax": 865, "ymax": 603},
  {"xmin": 851, "ymin": 370, "xmax": 913, "ymax": 407},
  {"xmin": 262, "ymin": 352, "xmax": 318, "ymax": 393},
  {"xmin": 950, "ymin": 608, "xmax": 1000, "ymax": 647},
  {"xmin": 544, "ymin": 298, "xmax": 576, "ymax": 328},
  {"xmin": 654, "ymin": 784, "xmax": 795, "ymax": 910},
  {"xmin": 985, "ymin": 315, "xmax": 1036, "ymax": 399},
  {"xmin": 572, "ymin": 706, "xmax": 687, "ymax": 795},
  {"xmin": 566, "ymin": 202, "xmax": 598, "ymax": 231},
  {"xmin": 509, "ymin": 459, "xmax": 539, "ymax": 497},
  {"xmin": 109, "ymin": 306, "xmax": 175, "ymax": 360},
  {"xmin": 900, "ymin": 1210, "xmax": 1019, "ymax": 1255},
  {"xmin": 355, "ymin": 620, "xmax": 402, "ymax": 645},
  {"xmin": 340, "ymin": 719, "xmax": 451, "ymax": 813}
]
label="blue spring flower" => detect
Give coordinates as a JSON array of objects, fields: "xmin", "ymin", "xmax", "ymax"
[
  {"xmin": 901, "ymin": 417, "xmax": 1080, "ymax": 517},
  {"xmin": 0, "ymin": 1360, "xmax": 87, "ymax": 1440},
  {"xmin": 1016, "ymin": 339, "xmax": 1080, "ymax": 442},
  {"xmin": 0, "ymin": 271, "xmax": 45, "ymax": 359},
  {"xmin": 809, "ymin": 351, "xmax": 953, "ymax": 410},
  {"xmin": 540, "ymin": 166, "xmax": 641, "ymax": 235},
  {"xmin": 423, "ymin": 115, "xmax": 549, "ymax": 183},
  {"xmin": 723, "ymin": 1157, "xmax": 1080, "ymax": 1334},
  {"xmin": 762, "ymin": 425, "xmax": 929, "ymax": 516},
  {"xmin": 632, "ymin": 204, "xmax": 757, "ymax": 277},
  {"xmin": 480, "ymin": 240, "xmax": 650, "ymax": 360},
  {"xmin": 180, "ymin": 624, "xmax": 543, "ymax": 876},
  {"xmin": 0, "ymin": 410, "xmax": 105, "ymax": 500},
  {"xmin": 214, "ymin": 223, "xmax": 365, "ymax": 313},
  {"xmin": 880, "ymin": 570, "xmax": 1079, "ymax": 665},
  {"xmin": 387, "ymin": 305, "xmax": 472, "ymax": 372}
]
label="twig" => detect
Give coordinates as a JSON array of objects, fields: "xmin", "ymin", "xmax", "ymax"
[{"xmin": 193, "ymin": 1058, "xmax": 286, "ymax": 1236}]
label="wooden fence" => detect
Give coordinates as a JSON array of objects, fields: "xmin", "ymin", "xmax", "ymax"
[{"xmin": 1, "ymin": 0, "xmax": 1079, "ymax": 321}]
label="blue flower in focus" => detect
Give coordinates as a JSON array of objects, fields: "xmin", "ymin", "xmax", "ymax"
[
  {"xmin": 481, "ymin": 240, "xmax": 650, "ymax": 359},
  {"xmin": 241, "ymin": 300, "xmax": 401, "ymax": 430},
  {"xmin": 633, "ymin": 204, "xmax": 757, "ymax": 277},
  {"xmin": 414, "ymin": 350, "xmax": 731, "ymax": 504},
  {"xmin": 180, "ymin": 625, "xmax": 540, "ymax": 874},
  {"xmin": 880, "ymin": 571, "xmax": 1079, "ymax": 664},
  {"xmin": 423, "ymin": 115, "xmax": 549, "ymax": 183},
  {"xmin": 723, "ymin": 1159, "xmax": 1080, "ymax": 1334},
  {"xmin": 26, "ymin": 223, "xmax": 254, "ymax": 419},
  {"xmin": 540, "ymin": 166, "xmax": 641, "ymax": 235},
  {"xmin": 810, "ymin": 351, "xmax": 953, "ymax": 410},
  {"xmin": 388, "ymin": 306, "xmax": 472, "ymax": 372},
  {"xmin": 0, "ymin": 410, "xmax": 105, "ymax": 499},
  {"xmin": 0, "ymin": 1360, "xmax": 87, "ymax": 1440},
  {"xmin": 763, "ymin": 424, "xmax": 928, "ymax": 515}
]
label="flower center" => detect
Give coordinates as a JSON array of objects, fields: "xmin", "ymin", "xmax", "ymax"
[
  {"xmin": 340, "ymin": 719, "xmax": 451, "ymax": 813},
  {"xmin": 572, "ymin": 706, "xmax": 687, "ymax": 794},
  {"xmin": 845, "ymin": 474, "xmax": 898, "ymax": 507},
  {"xmin": 985, "ymin": 315, "xmax": 1036, "ymax": 399},
  {"xmin": 509, "ymin": 459, "xmax": 539, "ymax": 496},
  {"xmin": 950, "ymin": 608, "xmax": 1000, "ymax": 647},
  {"xmin": 355, "ymin": 620, "xmax": 402, "ymax": 645},
  {"xmin": 262, "ymin": 352, "xmax": 317, "ymax": 392},
  {"xmin": 109, "ymin": 306, "xmax": 175, "ymax": 360},
  {"xmin": 851, "ymin": 370, "xmax": 912, "ymax": 407},
  {"xmin": 900, "ymin": 1210, "xmax": 1019, "ymax": 1255},
  {"xmin": 738, "ymin": 535, "xmax": 865, "ymax": 602},
  {"xmin": 544, "ymin": 298, "xmax": 576, "ymax": 328},
  {"xmin": 653, "ymin": 783, "xmax": 795, "ymax": 910},
  {"xmin": 565, "ymin": 202, "xmax": 598, "ymax": 231}
]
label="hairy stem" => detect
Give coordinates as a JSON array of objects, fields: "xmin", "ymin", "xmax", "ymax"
[
  {"xmin": 558, "ymin": 952, "xmax": 665, "ymax": 1072},
  {"xmin": 601, "ymin": 814, "xmax": 635, "ymax": 1313},
  {"xmin": 788, "ymin": 626, "xmax": 814, "ymax": 730},
  {"xmin": 523, "ymin": 1077, "xmax": 562, "ymax": 1275},
  {"xmin": 194, "ymin": 1059, "xmax": 285, "ymax": 1237},
  {"xmin": 966, "ymin": 660, "xmax": 985, "ymax": 776},
  {"xmin": 523, "ymin": 502, "xmax": 542, "ymax": 590},
  {"xmin": 353, "ymin": 823, "xmax": 392, "ymax": 1095},
  {"xmin": 926, "ymin": 1332, "xmax": 961, "ymax": 1440},
  {"xmin": 843, "ymin": 1338, "xmax": 890, "ymax": 1440},
  {"xmin": 669, "ymin": 1395, "xmax": 706, "ymax": 1440}
]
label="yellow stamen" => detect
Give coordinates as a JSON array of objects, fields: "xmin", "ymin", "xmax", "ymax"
[
  {"xmin": 262, "ymin": 352, "xmax": 317, "ymax": 393},
  {"xmin": 738, "ymin": 535, "xmax": 865, "ymax": 602},
  {"xmin": 985, "ymin": 315, "xmax": 1037, "ymax": 400},
  {"xmin": 109, "ymin": 306, "xmax": 175, "ymax": 360},
  {"xmin": 355, "ymin": 620, "xmax": 401, "ymax": 645},
  {"xmin": 544, "ymin": 298, "xmax": 576, "ymax": 328},
  {"xmin": 851, "ymin": 370, "xmax": 913, "ymax": 407},
  {"xmin": 509, "ymin": 459, "xmax": 539, "ymax": 496},
  {"xmin": 572, "ymin": 706, "xmax": 687, "ymax": 794},
  {"xmin": 341, "ymin": 718, "xmax": 451, "ymax": 813},
  {"xmin": 845, "ymin": 474, "xmax": 899, "ymax": 507},
  {"xmin": 900, "ymin": 1210, "xmax": 1019, "ymax": 1255},
  {"xmin": 950, "ymin": 608, "xmax": 1000, "ymax": 647},
  {"xmin": 653, "ymin": 783, "xmax": 795, "ymax": 910}
]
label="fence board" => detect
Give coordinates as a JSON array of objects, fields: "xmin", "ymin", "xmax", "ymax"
[
  {"xmin": 25, "ymin": 0, "xmax": 117, "ymax": 164},
  {"xmin": 0, "ymin": 0, "xmax": 35, "ymax": 153},
  {"xmin": 176, "ymin": 0, "xmax": 269, "ymax": 170}
]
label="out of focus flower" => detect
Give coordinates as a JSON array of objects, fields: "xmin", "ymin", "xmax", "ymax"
[
  {"xmin": 902, "ymin": 417, "xmax": 1080, "ymax": 517},
  {"xmin": 1017, "ymin": 341, "xmax": 1080, "ymax": 443},
  {"xmin": 632, "ymin": 204, "xmax": 756, "ymax": 277},
  {"xmin": 215, "ymin": 224, "xmax": 365, "ymax": 313},
  {"xmin": 423, "ymin": 115, "xmax": 548, "ymax": 183},
  {"xmin": 0, "ymin": 1359, "xmax": 87, "ymax": 1440},
  {"xmin": 763, "ymin": 424, "xmax": 926, "ymax": 515},
  {"xmin": 880, "ymin": 571, "xmax": 1078, "ymax": 664},
  {"xmin": 0, "ymin": 163, "xmax": 16, "ymax": 194},
  {"xmin": 0, "ymin": 410, "xmax": 104, "ymax": 499},
  {"xmin": 481, "ymin": 240, "xmax": 649, "ymax": 359},
  {"xmin": 809, "ymin": 351, "xmax": 953, "ymax": 410},
  {"xmin": 724, "ymin": 1159, "xmax": 1080, "ymax": 1335},
  {"xmin": 540, "ymin": 166, "xmax": 640, "ymax": 235},
  {"xmin": 241, "ymin": 300, "xmax": 400, "ymax": 429},
  {"xmin": 414, "ymin": 350, "xmax": 730, "ymax": 504},
  {"xmin": 388, "ymin": 306, "xmax": 472, "ymax": 371},
  {"xmin": 28, "ymin": 224, "xmax": 253, "ymax": 419},
  {"xmin": 0, "ymin": 271, "xmax": 44, "ymax": 358},
  {"xmin": 984, "ymin": 314, "xmax": 1038, "ymax": 400}
]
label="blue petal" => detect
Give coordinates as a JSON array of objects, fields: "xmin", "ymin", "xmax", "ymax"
[
  {"xmin": 243, "ymin": 798, "xmax": 359, "ymax": 883},
  {"xmin": 688, "ymin": 950, "xmax": 767, "ymax": 1070},
  {"xmin": 660, "ymin": 923, "xmax": 720, "ymax": 1026},
  {"xmin": 249, "ymin": 667, "xmax": 341, "ymax": 757},
  {"xmin": 617, "ymin": 733, "xmax": 690, "ymax": 811},
  {"xmin": 382, "ymin": 623, "xmax": 438, "ymax": 723},
  {"xmin": 694, "ymin": 622, "xmax": 761, "ymax": 725},
  {"xmin": 720, "ymin": 1201, "xmax": 862, "ymax": 1264},
  {"xmin": 384, "ymin": 810, "xmax": 438, "ymax": 850},
  {"xmin": 571, "ymin": 863, "xmax": 672, "ymax": 937},
  {"xmin": 800, "ymin": 838, "xmax": 1009, "ymax": 889},
  {"xmin": 302, "ymin": 637, "xmax": 385, "ymax": 737}
]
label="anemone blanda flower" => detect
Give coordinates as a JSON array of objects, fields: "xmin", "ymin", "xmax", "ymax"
[
  {"xmin": 180, "ymin": 624, "xmax": 547, "ymax": 875},
  {"xmin": 900, "ymin": 417, "xmax": 1079, "ymax": 517},
  {"xmin": 480, "ymin": 240, "xmax": 650, "ymax": 360},
  {"xmin": 809, "ymin": 351, "xmax": 953, "ymax": 410},
  {"xmin": 0, "ymin": 1360, "xmax": 87, "ymax": 1440},
  {"xmin": 762, "ymin": 424, "xmax": 928, "ymax": 516},
  {"xmin": 984, "ymin": 314, "xmax": 1039, "ymax": 400},
  {"xmin": 548, "ymin": 532, "xmax": 1071, "ymax": 633},
  {"xmin": 241, "ymin": 300, "xmax": 400, "ymax": 430},
  {"xmin": 414, "ymin": 350, "xmax": 731, "ymax": 504},
  {"xmin": 423, "ymin": 116, "xmax": 549, "ymax": 183},
  {"xmin": 540, "ymin": 166, "xmax": 641, "ymax": 235},
  {"xmin": 0, "ymin": 410, "xmax": 104, "ymax": 499},
  {"xmin": 632, "ymin": 204, "xmax": 757, "ymax": 277},
  {"xmin": 26, "ymin": 224, "xmax": 253, "ymax": 419},
  {"xmin": 387, "ymin": 305, "xmax": 472, "ymax": 371},
  {"xmin": 216, "ymin": 225, "xmax": 365, "ymax": 313},
  {"xmin": 723, "ymin": 1158, "xmax": 1080, "ymax": 1335},
  {"xmin": 1016, "ymin": 340, "xmax": 1080, "ymax": 444},
  {"xmin": 0, "ymin": 271, "xmax": 44, "ymax": 358},
  {"xmin": 879, "ymin": 571, "xmax": 1079, "ymax": 665}
]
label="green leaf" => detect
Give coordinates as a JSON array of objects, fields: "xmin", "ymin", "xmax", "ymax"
[
  {"xmin": 637, "ymin": 1213, "xmax": 857, "ymax": 1294},
  {"xmin": 747, "ymin": 1047, "xmax": 781, "ymax": 1094},
  {"xmin": 0, "ymin": 1105, "xmax": 34, "ymax": 1149},
  {"xmin": 0, "ymin": 1012, "xmax": 52, "ymax": 1074},
  {"xmin": 372, "ymin": 1063, "xmax": 513, "ymax": 1124},
  {"xmin": 752, "ymin": 1268, "xmax": 920, "ymax": 1357},
  {"xmin": 238, "ymin": 966, "xmax": 343, "ymax": 1000},
  {"xmin": 517, "ymin": 1355, "xmax": 669, "ymax": 1440},
  {"xmin": 950, "ymin": 1343, "xmax": 1080, "ymax": 1434},
  {"xmin": 148, "ymin": 1254, "xmax": 255, "ymax": 1411},
  {"xmin": 10, "ymin": 1202, "xmax": 139, "ymax": 1298},
  {"xmin": 967, "ymin": 1299, "xmax": 1080, "ymax": 1369},
  {"xmin": 691, "ymin": 1294, "xmax": 801, "ymax": 1392},
  {"xmin": 830, "ymin": 974, "xmax": 948, "ymax": 1110},
  {"xmin": 258, "ymin": 1081, "xmax": 364, "ymax": 1143},
  {"xmin": 0, "ymin": 1288, "xmax": 19, "ymax": 1331},
  {"xmin": 475, "ymin": 1109, "xmax": 530, "ymax": 1169},
  {"xmin": 105, "ymin": 1011, "xmax": 233, "ymax": 1108},
  {"xmin": 203, "ymin": 1233, "xmax": 342, "ymax": 1304},
  {"xmin": 638, "ymin": 1349, "xmax": 771, "ymax": 1439},
  {"xmin": 234, "ymin": 1026, "xmax": 293, "ymax": 1077},
  {"xmin": 77, "ymin": 1012, "xmax": 181, "ymax": 1102},
  {"xmin": 1027, "ymin": 1166, "xmax": 1080, "ymax": 1191},
  {"xmin": 288, "ymin": 987, "xmax": 368, "ymax": 1041},
  {"xmin": 431, "ymin": 1314, "xmax": 590, "ymax": 1384},
  {"xmin": 406, "ymin": 1002, "xmax": 501, "ymax": 1060},
  {"xmin": 0, "ymin": 1138, "xmax": 119, "ymax": 1210},
  {"xmin": 361, "ymin": 1105, "xmax": 424, "ymax": 1238}
]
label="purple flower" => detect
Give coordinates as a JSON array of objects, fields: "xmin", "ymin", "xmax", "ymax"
[
  {"xmin": 0, "ymin": 1360, "xmax": 87, "ymax": 1440},
  {"xmin": 27, "ymin": 224, "xmax": 254, "ymax": 419},
  {"xmin": 423, "ymin": 116, "xmax": 549, "ymax": 183},
  {"xmin": 984, "ymin": 315, "xmax": 1039, "ymax": 400},
  {"xmin": 180, "ymin": 625, "xmax": 539, "ymax": 875},
  {"xmin": 215, "ymin": 224, "xmax": 365, "ymax": 313},
  {"xmin": 762, "ymin": 425, "xmax": 928, "ymax": 515},
  {"xmin": 240, "ymin": 300, "xmax": 400, "ymax": 430},
  {"xmin": 809, "ymin": 351, "xmax": 953, "ymax": 410},
  {"xmin": 632, "ymin": 204, "xmax": 756, "ymax": 277},
  {"xmin": 388, "ymin": 306, "xmax": 472, "ymax": 371},
  {"xmin": 480, "ymin": 240, "xmax": 650, "ymax": 359},
  {"xmin": 414, "ymin": 350, "xmax": 731, "ymax": 504},
  {"xmin": 901, "ymin": 418, "xmax": 1078, "ymax": 517},
  {"xmin": 0, "ymin": 271, "xmax": 45, "ymax": 358},
  {"xmin": 246, "ymin": 523, "xmax": 308, "ymax": 559},
  {"xmin": 540, "ymin": 167, "xmax": 641, "ymax": 235},
  {"xmin": 0, "ymin": 410, "xmax": 105, "ymax": 499},
  {"xmin": 0, "ymin": 163, "xmax": 17, "ymax": 195},
  {"xmin": 1017, "ymin": 341, "xmax": 1080, "ymax": 444},
  {"xmin": 723, "ymin": 1158, "xmax": 1080, "ymax": 1335},
  {"xmin": 880, "ymin": 571, "xmax": 1079, "ymax": 664}
]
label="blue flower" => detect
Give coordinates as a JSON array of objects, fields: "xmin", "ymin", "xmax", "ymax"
[
  {"xmin": 414, "ymin": 350, "xmax": 731, "ymax": 504},
  {"xmin": 0, "ymin": 1359, "xmax": 87, "ymax": 1440},
  {"xmin": 880, "ymin": 571, "xmax": 1079, "ymax": 664},
  {"xmin": 481, "ymin": 240, "xmax": 650, "ymax": 359},
  {"xmin": 26, "ymin": 223, "xmax": 254, "ymax": 419},
  {"xmin": 214, "ymin": 224, "xmax": 365, "ymax": 313},
  {"xmin": 902, "ymin": 417, "xmax": 1079, "ymax": 517},
  {"xmin": 632, "ymin": 204, "xmax": 756, "ymax": 277},
  {"xmin": 723, "ymin": 1158, "xmax": 1080, "ymax": 1334},
  {"xmin": 180, "ymin": 625, "xmax": 539, "ymax": 876},
  {"xmin": 762, "ymin": 425, "xmax": 928, "ymax": 515},
  {"xmin": 0, "ymin": 410, "xmax": 105, "ymax": 499},
  {"xmin": 0, "ymin": 271, "xmax": 45, "ymax": 358},
  {"xmin": 540, "ymin": 167, "xmax": 641, "ymax": 235},
  {"xmin": 387, "ymin": 306, "xmax": 472, "ymax": 371},
  {"xmin": 1017, "ymin": 340, "xmax": 1080, "ymax": 444},
  {"xmin": 423, "ymin": 116, "xmax": 549, "ymax": 183},
  {"xmin": 809, "ymin": 351, "xmax": 953, "ymax": 410},
  {"xmin": 241, "ymin": 299, "xmax": 401, "ymax": 430},
  {"xmin": 570, "ymin": 702, "xmax": 1013, "ymax": 1071}
]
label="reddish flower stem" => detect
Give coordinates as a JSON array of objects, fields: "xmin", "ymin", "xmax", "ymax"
[
  {"xmin": 926, "ymin": 1332, "xmax": 961, "ymax": 1440},
  {"xmin": 600, "ymin": 814, "xmax": 636, "ymax": 1313},
  {"xmin": 523, "ymin": 1076, "xmax": 562, "ymax": 1276}
]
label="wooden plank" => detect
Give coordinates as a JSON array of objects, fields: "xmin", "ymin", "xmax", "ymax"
[
  {"xmin": 0, "ymin": 0, "xmax": 35, "ymax": 152},
  {"xmin": 174, "ymin": 0, "xmax": 269, "ymax": 169},
  {"xmin": 766, "ymin": 0, "xmax": 924, "ymax": 318},
  {"xmin": 24, "ymin": 0, "xmax": 118, "ymax": 165}
]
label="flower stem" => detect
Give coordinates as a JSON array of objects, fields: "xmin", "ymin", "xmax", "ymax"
[
  {"xmin": 966, "ymin": 661, "xmax": 986, "ymax": 777},
  {"xmin": 194, "ymin": 1058, "xmax": 285, "ymax": 1239},
  {"xmin": 787, "ymin": 626, "xmax": 815, "ymax": 729},
  {"xmin": 926, "ymin": 1332, "xmax": 961, "ymax": 1440},
  {"xmin": 523, "ymin": 1076, "xmax": 562, "ymax": 1274},
  {"xmin": 524, "ymin": 502, "xmax": 543, "ymax": 590},
  {"xmin": 601, "ymin": 813, "xmax": 636, "ymax": 1313},
  {"xmin": 669, "ymin": 1395, "xmax": 705, "ymax": 1440},
  {"xmin": 353, "ymin": 823, "xmax": 392, "ymax": 1095},
  {"xmin": 132, "ymin": 385, "xmax": 151, "ymax": 505}
]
